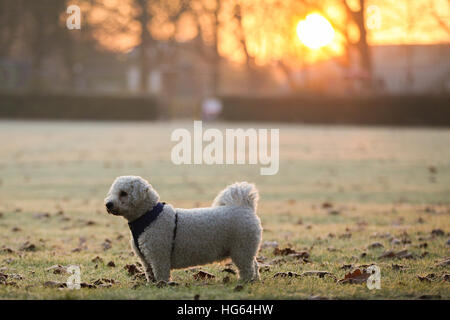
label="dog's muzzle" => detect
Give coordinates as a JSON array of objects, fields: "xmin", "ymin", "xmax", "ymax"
[{"xmin": 105, "ymin": 202, "xmax": 119, "ymax": 215}]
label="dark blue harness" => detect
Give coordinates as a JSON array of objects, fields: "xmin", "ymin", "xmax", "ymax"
[{"xmin": 128, "ymin": 202, "xmax": 165, "ymax": 256}]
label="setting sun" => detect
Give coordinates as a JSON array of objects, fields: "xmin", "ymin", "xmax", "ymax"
[{"xmin": 297, "ymin": 13, "xmax": 335, "ymax": 49}]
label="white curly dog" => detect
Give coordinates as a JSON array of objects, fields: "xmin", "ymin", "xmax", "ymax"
[{"xmin": 104, "ymin": 176, "xmax": 262, "ymax": 283}]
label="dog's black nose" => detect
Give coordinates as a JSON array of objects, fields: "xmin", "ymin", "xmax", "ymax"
[{"xmin": 106, "ymin": 202, "xmax": 114, "ymax": 210}]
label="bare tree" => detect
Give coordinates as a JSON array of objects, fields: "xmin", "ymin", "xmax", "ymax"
[{"xmin": 233, "ymin": 3, "xmax": 261, "ymax": 91}]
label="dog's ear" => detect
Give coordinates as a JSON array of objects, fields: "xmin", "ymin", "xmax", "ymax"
[{"xmin": 138, "ymin": 182, "xmax": 150, "ymax": 200}]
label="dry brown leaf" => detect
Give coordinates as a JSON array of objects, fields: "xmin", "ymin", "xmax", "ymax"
[
  {"xmin": 322, "ymin": 202, "xmax": 333, "ymax": 209},
  {"xmin": 431, "ymin": 229, "xmax": 445, "ymax": 237},
  {"xmin": 301, "ymin": 270, "xmax": 334, "ymax": 279},
  {"xmin": 436, "ymin": 258, "xmax": 450, "ymax": 267},
  {"xmin": 222, "ymin": 268, "xmax": 236, "ymax": 275},
  {"xmin": 91, "ymin": 256, "xmax": 103, "ymax": 263},
  {"xmin": 43, "ymin": 281, "xmax": 66, "ymax": 288},
  {"xmin": 367, "ymin": 242, "xmax": 384, "ymax": 249},
  {"xmin": 273, "ymin": 247, "xmax": 296, "ymax": 256},
  {"xmin": 392, "ymin": 264, "xmax": 405, "ymax": 270},
  {"xmin": 338, "ymin": 269, "xmax": 370, "ymax": 284},
  {"xmin": 234, "ymin": 285, "xmax": 244, "ymax": 292},
  {"xmin": 273, "ymin": 271, "xmax": 301, "ymax": 278},
  {"xmin": 418, "ymin": 273, "xmax": 436, "ymax": 282},
  {"xmin": 379, "ymin": 250, "xmax": 413, "ymax": 260},
  {"xmin": 193, "ymin": 271, "xmax": 215, "ymax": 280},
  {"xmin": 46, "ymin": 265, "xmax": 67, "ymax": 274},
  {"xmin": 19, "ymin": 242, "xmax": 36, "ymax": 252}
]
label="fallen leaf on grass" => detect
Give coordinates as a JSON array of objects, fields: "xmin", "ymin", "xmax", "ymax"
[
  {"xmin": 392, "ymin": 264, "xmax": 405, "ymax": 270},
  {"xmin": 222, "ymin": 268, "xmax": 236, "ymax": 275},
  {"xmin": 418, "ymin": 242, "xmax": 428, "ymax": 248},
  {"xmin": 46, "ymin": 265, "xmax": 67, "ymax": 274},
  {"xmin": 273, "ymin": 271, "xmax": 301, "ymax": 278},
  {"xmin": 258, "ymin": 263, "xmax": 271, "ymax": 273},
  {"xmin": 92, "ymin": 256, "xmax": 103, "ymax": 263},
  {"xmin": 435, "ymin": 258, "xmax": 450, "ymax": 267},
  {"xmin": 418, "ymin": 274, "xmax": 436, "ymax": 282},
  {"xmin": 33, "ymin": 213, "xmax": 50, "ymax": 219},
  {"xmin": 19, "ymin": 242, "xmax": 36, "ymax": 252},
  {"xmin": 322, "ymin": 202, "xmax": 333, "ymax": 209},
  {"xmin": 234, "ymin": 285, "xmax": 244, "ymax": 292},
  {"xmin": 431, "ymin": 229, "xmax": 445, "ymax": 237},
  {"xmin": 223, "ymin": 276, "xmax": 230, "ymax": 284},
  {"xmin": 106, "ymin": 261, "xmax": 115, "ymax": 267},
  {"xmin": 268, "ymin": 257, "xmax": 287, "ymax": 265},
  {"xmin": 124, "ymin": 264, "xmax": 141, "ymax": 276},
  {"xmin": 273, "ymin": 247, "xmax": 296, "ymax": 256},
  {"xmin": 43, "ymin": 281, "xmax": 67, "ymax": 288},
  {"xmin": 338, "ymin": 269, "xmax": 370, "ymax": 284},
  {"xmin": 301, "ymin": 270, "xmax": 335, "ymax": 279},
  {"xmin": 443, "ymin": 274, "xmax": 450, "ymax": 282},
  {"xmin": 289, "ymin": 251, "xmax": 310, "ymax": 259},
  {"xmin": 93, "ymin": 278, "xmax": 116, "ymax": 287},
  {"xmin": 340, "ymin": 264, "xmax": 353, "ymax": 270},
  {"xmin": 367, "ymin": 242, "xmax": 384, "ymax": 249},
  {"xmin": 338, "ymin": 232, "xmax": 352, "ymax": 239},
  {"xmin": 193, "ymin": 271, "xmax": 215, "ymax": 280},
  {"xmin": 1, "ymin": 248, "xmax": 14, "ymax": 254},
  {"xmin": 378, "ymin": 250, "xmax": 414, "ymax": 260},
  {"xmin": 80, "ymin": 282, "xmax": 95, "ymax": 289},
  {"xmin": 102, "ymin": 239, "xmax": 112, "ymax": 251},
  {"xmin": 11, "ymin": 227, "xmax": 21, "ymax": 232}
]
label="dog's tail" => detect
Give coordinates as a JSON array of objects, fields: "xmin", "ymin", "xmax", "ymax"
[{"xmin": 212, "ymin": 182, "xmax": 259, "ymax": 211}]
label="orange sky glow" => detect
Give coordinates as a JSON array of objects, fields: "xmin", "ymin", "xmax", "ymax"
[{"xmin": 78, "ymin": 0, "xmax": 450, "ymax": 66}]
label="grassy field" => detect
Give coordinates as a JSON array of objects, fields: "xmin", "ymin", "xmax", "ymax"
[{"xmin": 0, "ymin": 120, "xmax": 449, "ymax": 300}]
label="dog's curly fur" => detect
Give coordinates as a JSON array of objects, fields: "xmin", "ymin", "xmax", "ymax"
[{"xmin": 104, "ymin": 176, "xmax": 262, "ymax": 282}]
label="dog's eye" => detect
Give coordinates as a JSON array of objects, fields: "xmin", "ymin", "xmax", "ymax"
[{"xmin": 119, "ymin": 191, "xmax": 128, "ymax": 197}]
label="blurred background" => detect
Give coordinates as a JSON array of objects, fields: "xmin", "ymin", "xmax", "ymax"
[{"xmin": 0, "ymin": 0, "xmax": 449, "ymax": 124}]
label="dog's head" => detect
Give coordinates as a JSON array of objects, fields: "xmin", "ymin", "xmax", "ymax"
[{"xmin": 104, "ymin": 176, "xmax": 159, "ymax": 221}]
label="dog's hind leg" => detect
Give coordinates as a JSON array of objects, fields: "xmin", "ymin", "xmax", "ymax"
[
  {"xmin": 151, "ymin": 258, "xmax": 171, "ymax": 282},
  {"xmin": 253, "ymin": 259, "xmax": 260, "ymax": 281}
]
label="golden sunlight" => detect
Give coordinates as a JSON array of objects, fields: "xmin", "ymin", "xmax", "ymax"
[{"xmin": 296, "ymin": 13, "xmax": 335, "ymax": 49}]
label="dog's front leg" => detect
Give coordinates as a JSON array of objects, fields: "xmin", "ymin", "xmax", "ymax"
[{"xmin": 131, "ymin": 240, "xmax": 155, "ymax": 282}]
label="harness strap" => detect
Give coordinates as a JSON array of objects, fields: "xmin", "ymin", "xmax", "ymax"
[
  {"xmin": 128, "ymin": 202, "xmax": 165, "ymax": 256},
  {"xmin": 171, "ymin": 212, "xmax": 178, "ymax": 256}
]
